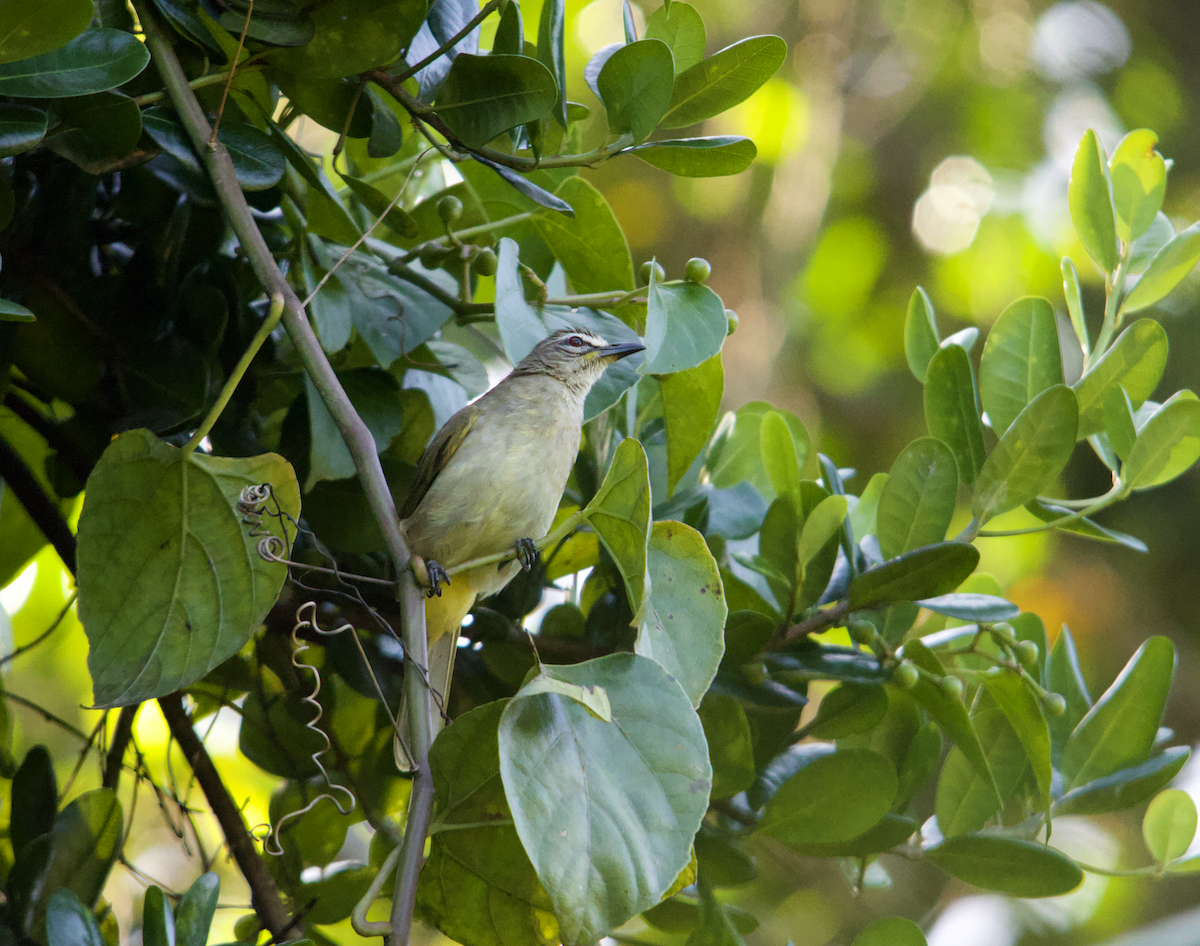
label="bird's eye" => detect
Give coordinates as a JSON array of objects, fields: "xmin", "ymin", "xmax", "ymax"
[{"xmin": 567, "ymin": 335, "xmax": 586, "ymax": 348}]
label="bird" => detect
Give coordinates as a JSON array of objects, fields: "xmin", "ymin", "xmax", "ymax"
[{"xmin": 394, "ymin": 327, "xmax": 644, "ymax": 769}]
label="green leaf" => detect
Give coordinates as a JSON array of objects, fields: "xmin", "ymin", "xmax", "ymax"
[
  {"xmin": 141, "ymin": 886, "xmax": 175, "ymax": 946},
  {"xmin": 492, "ymin": 0, "xmax": 523, "ymax": 56},
  {"xmin": 979, "ymin": 296, "xmax": 1064, "ymax": 438},
  {"xmin": 657, "ymin": 354, "xmax": 723, "ymax": 496},
  {"xmin": 174, "ymin": 872, "xmax": 220, "ymax": 946},
  {"xmin": 418, "ymin": 701, "xmax": 559, "ymax": 946},
  {"xmin": 981, "ymin": 670, "xmax": 1052, "ymax": 816},
  {"xmin": 0, "ymin": 28, "xmax": 149, "ymax": 97},
  {"xmin": 923, "ymin": 345, "xmax": 986, "ymax": 486},
  {"xmin": 498, "ymin": 653, "xmax": 710, "ymax": 945},
  {"xmin": 698, "ymin": 693, "xmax": 755, "ymax": 798},
  {"xmin": 534, "ymin": 176, "xmax": 634, "ymax": 293},
  {"xmin": 77, "ymin": 430, "xmax": 299, "ymax": 706},
  {"xmin": 0, "ymin": 297, "xmax": 36, "ymax": 321},
  {"xmin": 896, "ymin": 722, "xmax": 941, "ymax": 811},
  {"xmin": 877, "ymin": 438, "xmax": 957, "ymax": 560},
  {"xmin": 214, "ymin": 0, "xmax": 314, "ymax": 45},
  {"xmin": 660, "ymin": 35, "xmax": 787, "ymax": 129},
  {"xmin": 434, "ymin": 53, "xmax": 557, "ymax": 150},
  {"xmin": 626, "ymin": 135, "xmax": 757, "ymax": 177},
  {"xmin": 848, "ymin": 471, "xmax": 887, "ymax": 542},
  {"xmin": 1104, "ymin": 385, "xmax": 1138, "ymax": 461},
  {"xmin": 935, "ymin": 707, "xmax": 1026, "ymax": 836},
  {"xmin": 853, "ymin": 917, "xmax": 927, "ymax": 946},
  {"xmin": 154, "ymin": 0, "xmax": 227, "ymax": 62},
  {"xmin": 1128, "ymin": 210, "xmax": 1176, "ymax": 272},
  {"xmin": 781, "ymin": 813, "xmax": 918, "ymax": 858},
  {"xmin": 215, "ymin": 120, "xmax": 285, "ymax": 191},
  {"xmin": 848, "ymin": 542, "xmax": 980, "ymax": 610},
  {"xmin": 1062, "ymin": 256, "xmax": 1089, "ymax": 354},
  {"xmin": 797, "ymin": 495, "xmax": 847, "ymax": 567},
  {"xmin": 269, "ymin": 0, "xmax": 423, "ymax": 78},
  {"xmin": 11, "ymin": 745, "xmax": 57, "ymax": 858},
  {"xmin": 1143, "ymin": 789, "xmax": 1197, "ymax": 864},
  {"xmin": 1055, "ymin": 747, "xmax": 1190, "ymax": 816},
  {"xmin": 644, "ymin": 272, "xmax": 728, "ymax": 374},
  {"xmin": 297, "ymin": 863, "xmax": 376, "ymax": 925},
  {"xmin": 598, "ymin": 39, "xmax": 675, "ymax": 141},
  {"xmin": 0, "ymin": 102, "xmax": 48, "ymax": 157},
  {"xmin": 904, "ymin": 286, "xmax": 939, "ymax": 383},
  {"xmin": 808, "ymin": 683, "xmax": 888, "ymax": 739},
  {"xmin": 536, "ymin": 0, "xmax": 566, "ymax": 129},
  {"xmin": 304, "ymin": 369, "xmax": 405, "ymax": 487},
  {"xmin": 757, "ymin": 749, "xmax": 898, "ymax": 845},
  {"xmin": 45, "ymin": 889, "xmax": 106, "ymax": 946},
  {"xmin": 759, "ymin": 410, "xmax": 800, "ymax": 508},
  {"xmin": 916, "ymin": 594, "xmax": 1019, "ymax": 622},
  {"xmin": 972, "ymin": 385, "xmax": 1078, "ymax": 520},
  {"xmin": 1061, "ymin": 636, "xmax": 1176, "ymax": 789},
  {"xmin": 0, "ymin": 0, "xmax": 92, "ymax": 64},
  {"xmin": 1047, "ymin": 624, "xmax": 1091, "ymax": 758},
  {"xmin": 45, "ymin": 91, "xmax": 142, "ymax": 175},
  {"xmin": 901, "ymin": 640, "xmax": 998, "ymax": 799},
  {"xmin": 1123, "ymin": 390, "xmax": 1200, "ymax": 490},
  {"xmin": 1068, "ymin": 129, "xmax": 1118, "ymax": 273},
  {"xmin": 707, "ymin": 401, "xmax": 810, "ymax": 496},
  {"xmin": 636, "ymin": 520, "xmax": 727, "ymax": 707},
  {"xmin": 1026, "ymin": 499, "xmax": 1148, "ymax": 551},
  {"xmin": 44, "ymin": 789, "xmax": 124, "ymax": 909},
  {"xmin": 1109, "ymin": 128, "xmax": 1167, "ymax": 244},
  {"xmin": 645, "ymin": 0, "xmax": 706, "ymax": 72},
  {"xmin": 340, "ymin": 173, "xmax": 418, "ymax": 238},
  {"xmin": 494, "ymin": 236, "xmax": 545, "ymax": 364},
  {"xmin": 926, "ymin": 834, "xmax": 1083, "ymax": 897},
  {"xmin": 1073, "ymin": 319, "xmax": 1168, "ymax": 439},
  {"xmin": 1121, "ymin": 221, "xmax": 1200, "ymax": 315},
  {"xmin": 581, "ymin": 438, "xmax": 652, "ymax": 614}
]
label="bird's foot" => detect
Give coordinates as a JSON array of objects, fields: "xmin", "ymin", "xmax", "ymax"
[
  {"xmin": 412, "ymin": 554, "xmax": 451, "ymax": 597},
  {"xmin": 514, "ymin": 537, "xmax": 539, "ymax": 572}
]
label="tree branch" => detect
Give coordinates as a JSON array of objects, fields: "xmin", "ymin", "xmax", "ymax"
[
  {"xmin": 0, "ymin": 432, "xmax": 77, "ymax": 574},
  {"xmin": 3, "ymin": 391, "xmax": 92, "ymax": 485},
  {"xmin": 391, "ymin": 0, "xmax": 501, "ymax": 83},
  {"xmin": 158, "ymin": 693, "xmax": 296, "ymax": 940},
  {"xmin": 136, "ymin": 10, "xmax": 438, "ymax": 945},
  {"xmin": 103, "ymin": 705, "xmax": 139, "ymax": 791}
]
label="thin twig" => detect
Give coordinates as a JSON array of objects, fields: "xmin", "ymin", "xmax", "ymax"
[
  {"xmin": 104, "ymin": 705, "xmax": 140, "ymax": 791},
  {"xmin": 0, "ymin": 591, "xmax": 77, "ymax": 668},
  {"xmin": 209, "ymin": 0, "xmax": 253, "ymax": 144},
  {"xmin": 159, "ymin": 693, "xmax": 296, "ymax": 940},
  {"xmin": 391, "ymin": 0, "xmax": 501, "ymax": 83},
  {"xmin": 0, "ymin": 433, "xmax": 77, "ymax": 574}
]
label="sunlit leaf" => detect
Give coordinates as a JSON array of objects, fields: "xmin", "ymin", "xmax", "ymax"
[
  {"xmin": 1122, "ymin": 221, "xmax": 1200, "ymax": 315},
  {"xmin": 645, "ymin": 1, "xmax": 706, "ymax": 72},
  {"xmin": 904, "ymin": 286, "xmax": 939, "ymax": 383},
  {"xmin": 877, "ymin": 438, "xmax": 957, "ymax": 560},
  {"xmin": 1143, "ymin": 789, "xmax": 1197, "ymax": 864},
  {"xmin": 1109, "ymin": 128, "xmax": 1167, "ymax": 244},
  {"xmin": 1123, "ymin": 390, "xmax": 1200, "ymax": 490},
  {"xmin": 659, "ymin": 35, "xmax": 787, "ymax": 129},
  {"xmin": 1068, "ymin": 129, "xmax": 1118, "ymax": 273},
  {"xmin": 643, "ymin": 271, "xmax": 727, "ymax": 374},
  {"xmin": 657, "ymin": 354, "xmax": 723, "ymax": 496},
  {"xmin": 1073, "ymin": 319, "xmax": 1168, "ymax": 439},
  {"xmin": 598, "ymin": 39, "xmax": 675, "ymax": 141},
  {"xmin": 581, "ymin": 438, "xmax": 652, "ymax": 614},
  {"xmin": 979, "ymin": 296, "xmax": 1064, "ymax": 437},
  {"xmin": 434, "ymin": 53, "xmax": 557, "ymax": 149},
  {"xmin": 626, "ymin": 136, "xmax": 757, "ymax": 177},
  {"xmin": 534, "ymin": 176, "xmax": 634, "ymax": 293}
]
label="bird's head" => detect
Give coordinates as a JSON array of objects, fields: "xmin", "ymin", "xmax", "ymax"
[{"xmin": 513, "ymin": 328, "xmax": 645, "ymax": 393}]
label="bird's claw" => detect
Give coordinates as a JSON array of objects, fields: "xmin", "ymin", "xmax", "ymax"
[
  {"xmin": 425, "ymin": 559, "xmax": 450, "ymax": 598},
  {"xmin": 514, "ymin": 537, "xmax": 538, "ymax": 572}
]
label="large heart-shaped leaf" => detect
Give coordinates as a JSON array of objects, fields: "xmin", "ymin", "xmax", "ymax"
[{"xmin": 78, "ymin": 430, "xmax": 299, "ymax": 706}]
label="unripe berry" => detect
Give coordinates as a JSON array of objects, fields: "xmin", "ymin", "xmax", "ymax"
[
  {"xmin": 1043, "ymin": 693, "xmax": 1067, "ymax": 717},
  {"xmin": 849, "ymin": 620, "xmax": 876, "ymax": 646},
  {"xmin": 418, "ymin": 242, "xmax": 448, "ymax": 269},
  {"xmin": 992, "ymin": 622, "xmax": 1016, "ymax": 643},
  {"xmin": 892, "ymin": 660, "xmax": 919, "ymax": 691},
  {"xmin": 685, "ymin": 257, "xmax": 711, "ymax": 282},
  {"xmin": 1015, "ymin": 639, "xmax": 1040, "ymax": 667},
  {"xmin": 473, "ymin": 247, "xmax": 498, "ymax": 276},
  {"xmin": 939, "ymin": 675, "xmax": 964, "ymax": 700},
  {"xmin": 437, "ymin": 195, "xmax": 463, "ymax": 224},
  {"xmin": 639, "ymin": 260, "xmax": 666, "ymax": 285},
  {"xmin": 725, "ymin": 309, "xmax": 739, "ymax": 335}
]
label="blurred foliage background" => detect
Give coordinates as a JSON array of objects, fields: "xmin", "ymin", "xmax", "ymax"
[{"xmin": 4, "ymin": 0, "xmax": 1200, "ymax": 943}]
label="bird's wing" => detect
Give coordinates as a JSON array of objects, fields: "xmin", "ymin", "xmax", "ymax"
[{"xmin": 399, "ymin": 402, "xmax": 481, "ymax": 519}]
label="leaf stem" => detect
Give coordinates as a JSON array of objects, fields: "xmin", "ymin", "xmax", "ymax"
[
  {"xmin": 0, "ymin": 590, "xmax": 77, "ymax": 668},
  {"xmin": 1089, "ymin": 249, "xmax": 1131, "ymax": 368},
  {"xmin": 182, "ymin": 292, "xmax": 284, "ymax": 457},
  {"xmin": 131, "ymin": 64, "xmax": 265, "ymax": 107},
  {"xmin": 391, "ymin": 0, "xmax": 502, "ymax": 83},
  {"xmin": 977, "ymin": 484, "xmax": 1123, "ymax": 537}
]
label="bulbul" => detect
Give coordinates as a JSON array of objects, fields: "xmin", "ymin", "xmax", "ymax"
[{"xmin": 395, "ymin": 328, "xmax": 644, "ymax": 768}]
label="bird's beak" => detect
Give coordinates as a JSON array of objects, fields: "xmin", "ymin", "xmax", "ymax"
[{"xmin": 597, "ymin": 341, "xmax": 645, "ymax": 362}]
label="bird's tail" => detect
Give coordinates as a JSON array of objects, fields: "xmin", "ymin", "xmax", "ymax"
[{"xmin": 393, "ymin": 580, "xmax": 476, "ymax": 773}]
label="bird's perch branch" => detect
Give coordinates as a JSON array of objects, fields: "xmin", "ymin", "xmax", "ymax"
[{"xmin": 135, "ymin": 8, "xmax": 437, "ymax": 943}]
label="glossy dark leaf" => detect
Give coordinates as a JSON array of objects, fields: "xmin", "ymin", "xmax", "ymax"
[
  {"xmin": 270, "ymin": 0, "xmax": 423, "ymax": 78},
  {"xmin": 0, "ymin": 102, "xmax": 48, "ymax": 157},
  {"xmin": 848, "ymin": 542, "xmax": 980, "ymax": 610},
  {"xmin": 536, "ymin": 0, "xmax": 566, "ymax": 129},
  {"xmin": 468, "ymin": 152, "xmax": 575, "ymax": 215},
  {"xmin": 340, "ymin": 173, "xmax": 419, "ymax": 238},
  {"xmin": 45, "ymin": 889, "xmax": 105, "ymax": 946},
  {"xmin": 0, "ymin": 0, "xmax": 93, "ymax": 65},
  {"xmin": 1047, "ymin": 624, "xmax": 1091, "ymax": 758},
  {"xmin": 0, "ymin": 28, "xmax": 150, "ymax": 97},
  {"xmin": 214, "ymin": 0, "xmax": 315, "ymax": 46},
  {"xmin": 534, "ymin": 176, "xmax": 633, "ymax": 290},
  {"xmin": 434, "ymin": 53, "xmax": 557, "ymax": 149}
]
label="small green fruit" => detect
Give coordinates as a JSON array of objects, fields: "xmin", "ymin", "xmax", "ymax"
[
  {"xmin": 473, "ymin": 247, "xmax": 498, "ymax": 276},
  {"xmin": 1043, "ymin": 693, "xmax": 1067, "ymax": 717},
  {"xmin": 639, "ymin": 260, "xmax": 666, "ymax": 285},
  {"xmin": 939, "ymin": 675, "xmax": 964, "ymax": 700},
  {"xmin": 725, "ymin": 308, "xmax": 739, "ymax": 335},
  {"xmin": 742, "ymin": 662, "xmax": 768, "ymax": 686},
  {"xmin": 418, "ymin": 242, "xmax": 448, "ymax": 269},
  {"xmin": 992, "ymin": 622, "xmax": 1016, "ymax": 643},
  {"xmin": 685, "ymin": 257, "xmax": 712, "ymax": 282},
  {"xmin": 892, "ymin": 660, "xmax": 919, "ymax": 691},
  {"xmin": 437, "ymin": 195, "xmax": 463, "ymax": 224},
  {"xmin": 849, "ymin": 620, "xmax": 876, "ymax": 646},
  {"xmin": 1015, "ymin": 639, "xmax": 1040, "ymax": 667}
]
